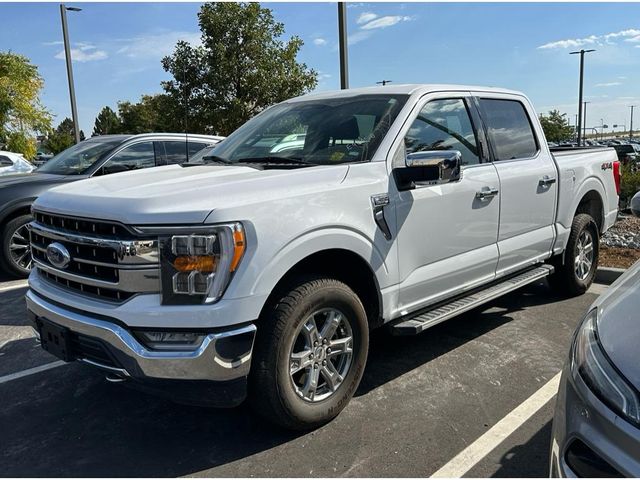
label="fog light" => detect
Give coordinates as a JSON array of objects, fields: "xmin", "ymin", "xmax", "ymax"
[{"xmin": 136, "ymin": 331, "xmax": 205, "ymax": 351}]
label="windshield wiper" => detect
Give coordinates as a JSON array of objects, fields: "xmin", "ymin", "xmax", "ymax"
[
  {"xmin": 201, "ymin": 155, "xmax": 234, "ymax": 165},
  {"xmin": 236, "ymin": 156, "xmax": 315, "ymax": 166}
]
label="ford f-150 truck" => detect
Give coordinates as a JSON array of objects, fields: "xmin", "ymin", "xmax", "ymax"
[{"xmin": 25, "ymin": 85, "xmax": 620, "ymax": 429}]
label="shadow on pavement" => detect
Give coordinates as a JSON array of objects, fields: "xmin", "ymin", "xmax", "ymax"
[
  {"xmin": 0, "ymin": 280, "xmax": 571, "ymax": 477},
  {"xmin": 492, "ymin": 420, "xmax": 552, "ymax": 477}
]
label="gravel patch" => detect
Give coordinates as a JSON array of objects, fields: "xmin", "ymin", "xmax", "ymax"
[{"xmin": 601, "ymin": 215, "xmax": 640, "ymax": 249}]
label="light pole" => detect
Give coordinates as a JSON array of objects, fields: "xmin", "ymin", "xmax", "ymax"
[
  {"xmin": 600, "ymin": 118, "xmax": 604, "ymax": 141},
  {"xmin": 337, "ymin": 2, "xmax": 348, "ymax": 89},
  {"xmin": 376, "ymin": 80, "xmax": 392, "ymax": 86},
  {"xmin": 60, "ymin": 4, "xmax": 81, "ymax": 144},
  {"xmin": 630, "ymin": 105, "xmax": 636, "ymax": 139},
  {"xmin": 583, "ymin": 101, "xmax": 590, "ymax": 143},
  {"xmin": 570, "ymin": 49, "xmax": 595, "ymax": 146}
]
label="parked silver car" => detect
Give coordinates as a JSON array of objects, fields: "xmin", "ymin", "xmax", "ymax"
[
  {"xmin": 550, "ymin": 191, "xmax": 640, "ymax": 476},
  {"xmin": 0, "ymin": 151, "xmax": 35, "ymax": 176}
]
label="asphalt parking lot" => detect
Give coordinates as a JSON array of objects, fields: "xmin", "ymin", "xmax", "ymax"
[{"xmin": 0, "ymin": 273, "xmax": 612, "ymax": 477}]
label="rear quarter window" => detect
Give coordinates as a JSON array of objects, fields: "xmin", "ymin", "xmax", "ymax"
[{"xmin": 479, "ymin": 98, "xmax": 538, "ymax": 161}]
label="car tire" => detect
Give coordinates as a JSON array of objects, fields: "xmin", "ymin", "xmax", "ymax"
[
  {"xmin": 547, "ymin": 213, "xmax": 599, "ymax": 296},
  {"xmin": 0, "ymin": 214, "xmax": 34, "ymax": 278},
  {"xmin": 250, "ymin": 276, "xmax": 369, "ymax": 430}
]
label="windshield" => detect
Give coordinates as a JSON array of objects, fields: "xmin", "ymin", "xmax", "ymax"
[
  {"xmin": 210, "ymin": 94, "xmax": 408, "ymax": 166},
  {"xmin": 37, "ymin": 138, "xmax": 123, "ymax": 175},
  {"xmin": 187, "ymin": 145, "xmax": 218, "ymax": 164}
]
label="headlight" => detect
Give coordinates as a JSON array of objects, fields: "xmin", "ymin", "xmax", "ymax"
[
  {"xmin": 572, "ymin": 309, "xmax": 640, "ymax": 426},
  {"xmin": 158, "ymin": 223, "xmax": 246, "ymax": 305}
]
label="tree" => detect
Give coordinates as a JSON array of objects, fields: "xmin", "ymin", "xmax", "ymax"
[
  {"xmin": 93, "ymin": 106, "xmax": 121, "ymax": 136},
  {"xmin": 539, "ymin": 110, "xmax": 574, "ymax": 143},
  {"xmin": 161, "ymin": 2, "xmax": 318, "ymax": 135},
  {"xmin": 0, "ymin": 52, "xmax": 52, "ymax": 158},
  {"xmin": 117, "ymin": 94, "xmax": 181, "ymax": 134},
  {"xmin": 45, "ymin": 117, "xmax": 83, "ymax": 154}
]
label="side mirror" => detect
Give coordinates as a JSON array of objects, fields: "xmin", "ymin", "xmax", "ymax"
[
  {"xmin": 395, "ymin": 150, "xmax": 462, "ymax": 190},
  {"xmin": 631, "ymin": 191, "xmax": 640, "ymax": 218}
]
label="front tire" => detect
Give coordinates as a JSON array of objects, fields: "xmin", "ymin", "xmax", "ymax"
[
  {"xmin": 548, "ymin": 213, "xmax": 599, "ymax": 296},
  {"xmin": 1, "ymin": 214, "xmax": 33, "ymax": 278},
  {"xmin": 250, "ymin": 277, "xmax": 369, "ymax": 430}
]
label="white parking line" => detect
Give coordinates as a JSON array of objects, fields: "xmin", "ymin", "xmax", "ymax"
[
  {"xmin": 0, "ymin": 361, "xmax": 66, "ymax": 385},
  {"xmin": 588, "ymin": 282, "xmax": 608, "ymax": 296},
  {"xmin": 431, "ymin": 372, "xmax": 562, "ymax": 478},
  {"xmin": 0, "ymin": 280, "xmax": 29, "ymax": 293}
]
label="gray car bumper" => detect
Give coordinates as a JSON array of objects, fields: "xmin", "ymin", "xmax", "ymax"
[
  {"xmin": 26, "ymin": 289, "xmax": 256, "ymax": 406},
  {"xmin": 550, "ymin": 364, "xmax": 640, "ymax": 477}
]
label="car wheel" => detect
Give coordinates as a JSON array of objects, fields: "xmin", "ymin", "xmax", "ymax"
[
  {"xmin": 1, "ymin": 214, "xmax": 34, "ymax": 278},
  {"xmin": 548, "ymin": 213, "xmax": 599, "ymax": 296},
  {"xmin": 250, "ymin": 276, "xmax": 369, "ymax": 430}
]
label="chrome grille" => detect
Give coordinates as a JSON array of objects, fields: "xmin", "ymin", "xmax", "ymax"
[{"xmin": 29, "ymin": 210, "xmax": 160, "ymax": 303}]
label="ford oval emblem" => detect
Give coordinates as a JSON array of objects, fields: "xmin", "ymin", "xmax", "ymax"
[{"xmin": 46, "ymin": 242, "xmax": 71, "ymax": 269}]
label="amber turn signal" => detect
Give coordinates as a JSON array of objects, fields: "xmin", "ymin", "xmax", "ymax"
[{"xmin": 173, "ymin": 256, "xmax": 216, "ymax": 273}]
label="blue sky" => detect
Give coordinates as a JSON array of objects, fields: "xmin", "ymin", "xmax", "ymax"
[{"xmin": 2, "ymin": 2, "xmax": 639, "ymax": 134}]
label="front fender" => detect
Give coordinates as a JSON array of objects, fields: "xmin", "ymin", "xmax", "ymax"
[{"xmin": 250, "ymin": 227, "xmax": 393, "ymax": 300}]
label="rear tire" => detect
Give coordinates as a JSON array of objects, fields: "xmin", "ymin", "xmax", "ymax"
[
  {"xmin": 250, "ymin": 276, "xmax": 369, "ymax": 430},
  {"xmin": 0, "ymin": 214, "xmax": 33, "ymax": 278},
  {"xmin": 547, "ymin": 213, "xmax": 599, "ymax": 296}
]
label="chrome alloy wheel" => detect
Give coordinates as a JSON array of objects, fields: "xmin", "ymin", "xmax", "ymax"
[
  {"xmin": 289, "ymin": 308, "xmax": 354, "ymax": 402},
  {"xmin": 9, "ymin": 223, "xmax": 32, "ymax": 271},
  {"xmin": 575, "ymin": 230, "xmax": 594, "ymax": 281}
]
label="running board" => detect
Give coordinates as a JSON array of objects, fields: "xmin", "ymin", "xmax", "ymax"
[{"xmin": 390, "ymin": 265, "xmax": 554, "ymax": 336}]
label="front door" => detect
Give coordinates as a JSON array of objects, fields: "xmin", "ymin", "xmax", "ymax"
[
  {"xmin": 475, "ymin": 96, "xmax": 558, "ymax": 277},
  {"xmin": 391, "ymin": 94, "xmax": 501, "ymax": 316}
]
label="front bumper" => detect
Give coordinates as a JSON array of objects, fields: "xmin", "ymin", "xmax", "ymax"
[
  {"xmin": 26, "ymin": 289, "xmax": 256, "ymax": 407},
  {"xmin": 550, "ymin": 363, "xmax": 640, "ymax": 477}
]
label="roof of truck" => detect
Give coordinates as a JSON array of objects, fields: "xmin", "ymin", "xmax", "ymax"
[{"xmin": 287, "ymin": 84, "xmax": 525, "ymax": 102}]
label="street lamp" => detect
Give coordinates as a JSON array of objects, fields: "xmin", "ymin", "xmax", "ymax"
[
  {"xmin": 376, "ymin": 80, "xmax": 392, "ymax": 86},
  {"xmin": 570, "ymin": 49, "xmax": 595, "ymax": 146},
  {"xmin": 583, "ymin": 101, "xmax": 591, "ymax": 143},
  {"xmin": 630, "ymin": 105, "xmax": 637, "ymax": 140},
  {"xmin": 337, "ymin": 2, "xmax": 348, "ymax": 89},
  {"xmin": 60, "ymin": 4, "xmax": 81, "ymax": 144}
]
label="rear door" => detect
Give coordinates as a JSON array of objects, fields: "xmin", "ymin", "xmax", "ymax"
[{"xmin": 474, "ymin": 94, "xmax": 558, "ymax": 277}]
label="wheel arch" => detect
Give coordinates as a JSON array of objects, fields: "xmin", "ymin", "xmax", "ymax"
[{"xmin": 252, "ymin": 231, "xmax": 390, "ymax": 328}]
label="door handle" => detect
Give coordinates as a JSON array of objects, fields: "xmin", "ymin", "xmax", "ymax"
[
  {"xmin": 475, "ymin": 187, "xmax": 499, "ymax": 200},
  {"xmin": 538, "ymin": 175, "xmax": 557, "ymax": 187}
]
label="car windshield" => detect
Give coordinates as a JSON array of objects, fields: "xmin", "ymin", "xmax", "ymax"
[
  {"xmin": 37, "ymin": 138, "xmax": 123, "ymax": 175},
  {"xmin": 187, "ymin": 145, "xmax": 218, "ymax": 164},
  {"xmin": 209, "ymin": 94, "xmax": 409, "ymax": 166}
]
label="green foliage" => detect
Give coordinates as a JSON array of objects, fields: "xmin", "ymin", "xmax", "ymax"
[
  {"xmin": 116, "ymin": 94, "xmax": 181, "ymax": 134},
  {"xmin": 621, "ymin": 162, "xmax": 640, "ymax": 203},
  {"xmin": 161, "ymin": 2, "xmax": 318, "ymax": 135},
  {"xmin": 0, "ymin": 52, "xmax": 52, "ymax": 158},
  {"xmin": 45, "ymin": 117, "xmax": 80, "ymax": 154},
  {"xmin": 539, "ymin": 110, "xmax": 574, "ymax": 143},
  {"xmin": 92, "ymin": 106, "xmax": 121, "ymax": 136},
  {"xmin": 6, "ymin": 131, "xmax": 36, "ymax": 159}
]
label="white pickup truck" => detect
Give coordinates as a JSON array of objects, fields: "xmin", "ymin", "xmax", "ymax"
[{"xmin": 26, "ymin": 84, "xmax": 620, "ymax": 429}]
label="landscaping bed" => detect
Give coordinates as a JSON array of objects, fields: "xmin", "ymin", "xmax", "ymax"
[{"xmin": 599, "ymin": 214, "xmax": 640, "ymax": 269}]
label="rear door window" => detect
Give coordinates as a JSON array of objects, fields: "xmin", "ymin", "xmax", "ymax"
[{"xmin": 479, "ymin": 99, "xmax": 538, "ymax": 161}]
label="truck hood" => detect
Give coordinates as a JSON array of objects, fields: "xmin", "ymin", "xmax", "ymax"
[{"xmin": 34, "ymin": 164, "xmax": 349, "ymax": 225}]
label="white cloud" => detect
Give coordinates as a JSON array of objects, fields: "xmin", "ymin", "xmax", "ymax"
[
  {"xmin": 357, "ymin": 12, "xmax": 378, "ymax": 25},
  {"xmin": 625, "ymin": 35, "xmax": 640, "ymax": 43},
  {"xmin": 595, "ymin": 82, "xmax": 622, "ymax": 87},
  {"xmin": 54, "ymin": 42, "xmax": 107, "ymax": 62},
  {"xmin": 360, "ymin": 15, "xmax": 412, "ymax": 30},
  {"xmin": 313, "ymin": 38, "xmax": 327, "ymax": 46},
  {"xmin": 116, "ymin": 31, "xmax": 201, "ymax": 59},
  {"xmin": 348, "ymin": 30, "xmax": 373, "ymax": 45},
  {"xmin": 538, "ymin": 29, "xmax": 640, "ymax": 49}
]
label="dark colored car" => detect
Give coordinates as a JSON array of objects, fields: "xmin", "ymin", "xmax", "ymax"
[
  {"xmin": 611, "ymin": 144, "xmax": 638, "ymax": 165},
  {"xmin": 0, "ymin": 133, "xmax": 222, "ymax": 277}
]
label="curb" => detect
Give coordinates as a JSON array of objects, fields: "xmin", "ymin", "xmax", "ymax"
[{"xmin": 596, "ymin": 267, "xmax": 626, "ymax": 285}]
